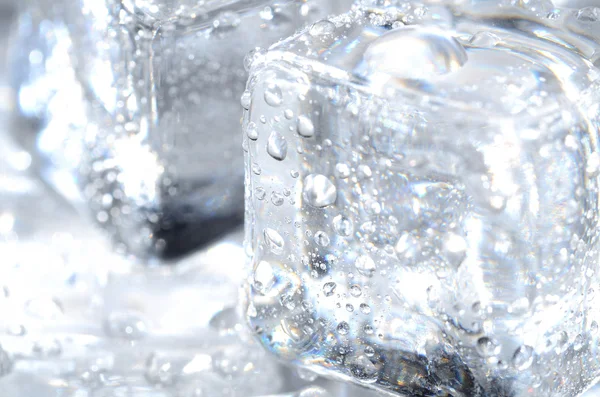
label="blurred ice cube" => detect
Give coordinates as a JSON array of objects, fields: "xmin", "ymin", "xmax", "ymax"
[{"xmin": 9, "ymin": 0, "xmax": 354, "ymax": 261}]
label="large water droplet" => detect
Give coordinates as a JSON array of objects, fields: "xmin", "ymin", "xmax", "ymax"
[
  {"xmin": 309, "ymin": 20, "xmax": 336, "ymax": 36},
  {"xmin": 347, "ymin": 354, "xmax": 378, "ymax": 383},
  {"xmin": 253, "ymin": 260, "xmax": 276, "ymax": 295},
  {"xmin": 363, "ymin": 26, "xmax": 467, "ymax": 80},
  {"xmin": 297, "ymin": 115, "xmax": 315, "ymax": 137},
  {"xmin": 355, "ymin": 255, "xmax": 376, "ymax": 277},
  {"xmin": 264, "ymin": 83, "xmax": 283, "ymax": 107},
  {"xmin": 577, "ymin": 7, "xmax": 600, "ymax": 22},
  {"xmin": 303, "ymin": 174, "xmax": 337, "ymax": 208},
  {"xmin": 323, "ymin": 282, "xmax": 337, "ymax": 297},
  {"xmin": 264, "ymin": 228, "xmax": 285, "ymax": 254},
  {"xmin": 246, "ymin": 122, "xmax": 259, "ymax": 140},
  {"xmin": 512, "ymin": 345, "xmax": 534, "ymax": 370},
  {"xmin": 267, "ymin": 131, "xmax": 288, "ymax": 161},
  {"xmin": 476, "ymin": 337, "xmax": 501, "ymax": 357},
  {"xmin": 333, "ymin": 215, "xmax": 354, "ymax": 236},
  {"xmin": 241, "ymin": 90, "xmax": 252, "ymax": 110},
  {"xmin": 337, "ymin": 321, "xmax": 350, "ymax": 335}
]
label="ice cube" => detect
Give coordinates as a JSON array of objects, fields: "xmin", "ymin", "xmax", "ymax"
[
  {"xmin": 243, "ymin": 2, "xmax": 600, "ymax": 396},
  {"xmin": 10, "ymin": 0, "xmax": 355, "ymax": 261}
]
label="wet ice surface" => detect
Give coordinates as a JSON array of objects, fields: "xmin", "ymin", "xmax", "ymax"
[
  {"xmin": 244, "ymin": 1, "xmax": 600, "ymax": 396},
  {"xmin": 9, "ymin": 0, "xmax": 354, "ymax": 261}
]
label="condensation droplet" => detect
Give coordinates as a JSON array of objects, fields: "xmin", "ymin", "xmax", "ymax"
[
  {"xmin": 241, "ymin": 90, "xmax": 252, "ymax": 110},
  {"xmin": 512, "ymin": 345, "xmax": 534, "ymax": 371},
  {"xmin": 303, "ymin": 174, "xmax": 337, "ymax": 208},
  {"xmin": 314, "ymin": 231, "xmax": 330, "ymax": 247},
  {"xmin": 264, "ymin": 83, "xmax": 283, "ymax": 107},
  {"xmin": 476, "ymin": 337, "xmax": 501, "ymax": 357},
  {"xmin": 323, "ymin": 282, "xmax": 337, "ymax": 297},
  {"xmin": 267, "ymin": 131, "xmax": 288, "ymax": 161},
  {"xmin": 355, "ymin": 255, "xmax": 376, "ymax": 277},
  {"xmin": 264, "ymin": 228, "xmax": 284, "ymax": 254},
  {"xmin": 246, "ymin": 122, "xmax": 259, "ymax": 140},
  {"xmin": 337, "ymin": 321, "xmax": 350, "ymax": 335},
  {"xmin": 309, "ymin": 20, "xmax": 336, "ymax": 36},
  {"xmin": 297, "ymin": 115, "xmax": 315, "ymax": 137},
  {"xmin": 333, "ymin": 215, "xmax": 353, "ymax": 236}
]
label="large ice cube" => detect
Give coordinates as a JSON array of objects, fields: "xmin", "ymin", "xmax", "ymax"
[
  {"xmin": 10, "ymin": 0, "xmax": 354, "ymax": 261},
  {"xmin": 243, "ymin": 2, "xmax": 600, "ymax": 396}
]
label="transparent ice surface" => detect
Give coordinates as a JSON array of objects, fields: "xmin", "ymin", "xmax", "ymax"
[
  {"xmin": 244, "ymin": 1, "xmax": 600, "ymax": 396},
  {"xmin": 9, "ymin": 0, "xmax": 354, "ymax": 261}
]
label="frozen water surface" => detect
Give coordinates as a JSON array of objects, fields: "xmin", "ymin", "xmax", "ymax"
[{"xmin": 244, "ymin": 1, "xmax": 600, "ymax": 396}]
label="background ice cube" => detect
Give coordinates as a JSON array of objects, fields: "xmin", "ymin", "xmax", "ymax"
[
  {"xmin": 244, "ymin": 3, "xmax": 600, "ymax": 396},
  {"xmin": 9, "ymin": 0, "xmax": 355, "ymax": 261}
]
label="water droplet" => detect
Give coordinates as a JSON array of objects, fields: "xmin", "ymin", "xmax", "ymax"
[
  {"xmin": 323, "ymin": 282, "xmax": 337, "ymax": 297},
  {"xmin": 267, "ymin": 131, "xmax": 288, "ymax": 161},
  {"xmin": 355, "ymin": 255, "xmax": 376, "ymax": 277},
  {"xmin": 347, "ymin": 354, "xmax": 378, "ymax": 383},
  {"xmin": 246, "ymin": 122, "xmax": 259, "ymax": 140},
  {"xmin": 360, "ymin": 303, "xmax": 371, "ymax": 314},
  {"xmin": 264, "ymin": 83, "xmax": 283, "ymax": 107},
  {"xmin": 469, "ymin": 31, "xmax": 500, "ymax": 47},
  {"xmin": 337, "ymin": 321, "xmax": 350, "ymax": 335},
  {"xmin": 247, "ymin": 302, "xmax": 257, "ymax": 318},
  {"xmin": 255, "ymin": 187, "xmax": 266, "ymax": 200},
  {"xmin": 350, "ymin": 285, "xmax": 362, "ymax": 297},
  {"xmin": 264, "ymin": 228, "xmax": 284, "ymax": 254},
  {"xmin": 333, "ymin": 215, "xmax": 353, "ymax": 236},
  {"xmin": 253, "ymin": 260, "xmax": 276, "ymax": 295},
  {"xmin": 476, "ymin": 337, "xmax": 501, "ymax": 357},
  {"xmin": 241, "ymin": 90, "xmax": 252, "ymax": 110},
  {"xmin": 574, "ymin": 334, "xmax": 586, "ymax": 351},
  {"xmin": 512, "ymin": 345, "xmax": 534, "ymax": 370},
  {"xmin": 309, "ymin": 20, "xmax": 336, "ymax": 36},
  {"xmin": 314, "ymin": 231, "xmax": 330, "ymax": 246},
  {"xmin": 297, "ymin": 115, "xmax": 315, "ymax": 137},
  {"xmin": 577, "ymin": 7, "xmax": 600, "ymax": 22},
  {"xmin": 244, "ymin": 47, "xmax": 265, "ymax": 71},
  {"xmin": 335, "ymin": 163, "xmax": 351, "ymax": 179},
  {"xmin": 587, "ymin": 152, "xmax": 600, "ymax": 175},
  {"xmin": 303, "ymin": 174, "xmax": 337, "ymax": 208},
  {"xmin": 271, "ymin": 191, "xmax": 285, "ymax": 206}
]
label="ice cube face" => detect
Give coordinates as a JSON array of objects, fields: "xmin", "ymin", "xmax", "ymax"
[
  {"xmin": 244, "ymin": 2, "xmax": 600, "ymax": 396},
  {"xmin": 11, "ymin": 0, "xmax": 354, "ymax": 261}
]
